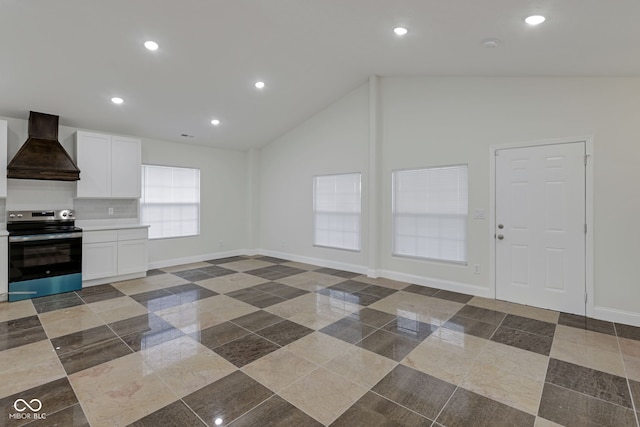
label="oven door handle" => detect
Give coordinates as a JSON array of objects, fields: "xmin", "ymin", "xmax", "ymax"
[{"xmin": 9, "ymin": 232, "xmax": 83, "ymax": 242}]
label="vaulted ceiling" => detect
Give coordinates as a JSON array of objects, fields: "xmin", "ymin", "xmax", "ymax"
[{"xmin": 1, "ymin": 0, "xmax": 638, "ymax": 150}]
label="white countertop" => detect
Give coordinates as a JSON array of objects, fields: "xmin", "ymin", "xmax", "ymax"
[{"xmin": 76, "ymin": 220, "xmax": 150, "ymax": 232}]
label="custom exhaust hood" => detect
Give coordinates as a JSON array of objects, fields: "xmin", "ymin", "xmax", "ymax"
[{"xmin": 7, "ymin": 111, "xmax": 80, "ymax": 181}]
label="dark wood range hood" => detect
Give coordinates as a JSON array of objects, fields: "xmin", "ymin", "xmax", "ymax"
[{"xmin": 7, "ymin": 111, "xmax": 80, "ymax": 181}]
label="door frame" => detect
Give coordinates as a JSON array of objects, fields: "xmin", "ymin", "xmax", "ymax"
[{"xmin": 489, "ymin": 136, "xmax": 594, "ymax": 316}]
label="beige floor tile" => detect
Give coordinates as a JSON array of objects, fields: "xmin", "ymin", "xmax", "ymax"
[
  {"xmin": 507, "ymin": 304, "xmax": 559, "ymax": 323},
  {"xmin": 113, "ymin": 274, "xmax": 189, "ymax": 295},
  {"xmin": 88, "ymin": 296, "xmax": 149, "ymax": 324},
  {"xmin": 535, "ymin": 417, "xmax": 565, "ymax": 427},
  {"xmin": 161, "ymin": 262, "xmax": 212, "ymax": 273},
  {"xmin": 324, "ymin": 346, "xmax": 397, "ymax": 389},
  {"xmin": 0, "ymin": 299, "xmax": 37, "ymax": 322},
  {"xmin": 0, "ymin": 340, "xmax": 66, "ymax": 399},
  {"xmin": 220, "ymin": 259, "xmax": 273, "ymax": 272},
  {"xmin": 156, "ymin": 302, "xmax": 227, "ymax": 334},
  {"xmin": 279, "ymin": 367, "xmax": 367, "ymax": 425},
  {"xmin": 623, "ymin": 354, "xmax": 640, "ymax": 382},
  {"xmin": 196, "ymin": 273, "xmax": 269, "ymax": 294},
  {"xmin": 351, "ymin": 275, "xmax": 410, "ymax": 290},
  {"xmin": 461, "ymin": 341, "xmax": 548, "ymax": 415},
  {"xmin": 288, "ymin": 309, "xmax": 349, "ymax": 330},
  {"xmin": 190, "ymin": 294, "xmax": 258, "ymax": 321},
  {"xmin": 281, "ymin": 261, "xmax": 319, "ymax": 270},
  {"xmin": 265, "ymin": 293, "xmax": 337, "ymax": 319},
  {"xmin": 286, "ymin": 332, "xmax": 354, "ymax": 365},
  {"xmin": 369, "ymin": 291, "xmax": 463, "ymax": 323},
  {"xmin": 554, "ymin": 325, "xmax": 619, "ymax": 353},
  {"xmin": 467, "ymin": 296, "xmax": 514, "ymax": 313},
  {"xmin": 242, "ymin": 348, "xmax": 317, "ymax": 392},
  {"xmin": 619, "ymin": 337, "xmax": 640, "ymax": 359},
  {"xmin": 550, "ymin": 338, "xmax": 625, "ymax": 376},
  {"xmin": 278, "ymin": 271, "xmax": 345, "ymax": 290},
  {"xmin": 402, "ymin": 328, "xmax": 488, "ymax": 384},
  {"xmin": 38, "ymin": 305, "xmax": 104, "ymax": 338}
]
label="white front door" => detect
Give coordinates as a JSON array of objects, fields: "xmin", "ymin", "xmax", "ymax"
[{"xmin": 495, "ymin": 142, "xmax": 585, "ymax": 315}]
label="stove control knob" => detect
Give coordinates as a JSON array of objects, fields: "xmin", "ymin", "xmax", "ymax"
[
  {"xmin": 16, "ymin": 213, "xmax": 23, "ymax": 218},
  {"xmin": 8, "ymin": 214, "xmax": 15, "ymax": 218},
  {"xmin": 68, "ymin": 212, "xmax": 74, "ymax": 217},
  {"xmin": 62, "ymin": 212, "xmax": 67, "ymax": 217}
]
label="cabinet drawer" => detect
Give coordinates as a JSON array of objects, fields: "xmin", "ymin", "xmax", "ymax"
[
  {"xmin": 117, "ymin": 228, "xmax": 148, "ymax": 241},
  {"xmin": 83, "ymin": 230, "xmax": 118, "ymax": 244}
]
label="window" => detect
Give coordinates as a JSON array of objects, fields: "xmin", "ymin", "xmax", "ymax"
[
  {"xmin": 141, "ymin": 165, "xmax": 200, "ymax": 239},
  {"xmin": 392, "ymin": 165, "xmax": 468, "ymax": 263},
  {"xmin": 313, "ymin": 173, "xmax": 361, "ymax": 251}
]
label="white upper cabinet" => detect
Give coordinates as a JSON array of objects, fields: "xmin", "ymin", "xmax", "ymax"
[
  {"xmin": 75, "ymin": 131, "xmax": 141, "ymax": 198},
  {"xmin": 0, "ymin": 120, "xmax": 7, "ymax": 198}
]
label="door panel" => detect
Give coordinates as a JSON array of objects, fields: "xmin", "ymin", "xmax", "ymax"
[{"xmin": 496, "ymin": 142, "xmax": 585, "ymax": 314}]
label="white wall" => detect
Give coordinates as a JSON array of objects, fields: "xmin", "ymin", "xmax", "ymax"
[
  {"xmin": 141, "ymin": 138, "xmax": 249, "ymax": 266},
  {"xmin": 257, "ymin": 76, "xmax": 640, "ymax": 324},
  {"xmin": 258, "ymin": 84, "xmax": 370, "ymax": 270}
]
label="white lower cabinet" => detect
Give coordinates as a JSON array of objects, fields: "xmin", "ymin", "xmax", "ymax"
[
  {"xmin": 0, "ymin": 236, "xmax": 7, "ymax": 301},
  {"xmin": 83, "ymin": 227, "xmax": 148, "ymax": 285}
]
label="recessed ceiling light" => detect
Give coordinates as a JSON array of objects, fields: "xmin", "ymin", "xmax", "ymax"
[
  {"xmin": 111, "ymin": 97, "xmax": 124, "ymax": 104},
  {"xmin": 393, "ymin": 27, "xmax": 408, "ymax": 36},
  {"xmin": 525, "ymin": 15, "xmax": 546, "ymax": 25},
  {"xmin": 210, "ymin": 119, "xmax": 221, "ymax": 126},
  {"xmin": 481, "ymin": 38, "xmax": 500, "ymax": 48},
  {"xmin": 254, "ymin": 81, "xmax": 265, "ymax": 89},
  {"xmin": 144, "ymin": 41, "xmax": 159, "ymax": 51}
]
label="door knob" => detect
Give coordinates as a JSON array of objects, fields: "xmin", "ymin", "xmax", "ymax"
[
  {"xmin": 497, "ymin": 234, "xmax": 504, "ymax": 240},
  {"xmin": 498, "ymin": 224, "xmax": 504, "ymax": 229}
]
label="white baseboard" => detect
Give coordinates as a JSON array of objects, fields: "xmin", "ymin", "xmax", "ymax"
[
  {"xmin": 148, "ymin": 249, "xmax": 247, "ymax": 270},
  {"xmin": 593, "ymin": 306, "xmax": 640, "ymax": 328},
  {"xmin": 258, "ymin": 249, "xmax": 368, "ymax": 275},
  {"xmin": 376, "ymin": 269, "xmax": 492, "ymax": 298}
]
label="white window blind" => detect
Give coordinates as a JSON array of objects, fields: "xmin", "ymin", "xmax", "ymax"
[
  {"xmin": 392, "ymin": 165, "xmax": 468, "ymax": 263},
  {"xmin": 313, "ymin": 173, "xmax": 361, "ymax": 251},
  {"xmin": 141, "ymin": 165, "xmax": 200, "ymax": 239}
]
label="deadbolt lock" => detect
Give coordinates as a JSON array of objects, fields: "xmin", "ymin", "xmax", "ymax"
[{"xmin": 498, "ymin": 224, "xmax": 504, "ymax": 229}]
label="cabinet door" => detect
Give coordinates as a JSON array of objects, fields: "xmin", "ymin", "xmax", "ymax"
[
  {"xmin": 0, "ymin": 237, "xmax": 7, "ymax": 301},
  {"xmin": 0, "ymin": 120, "xmax": 7, "ymax": 198},
  {"xmin": 76, "ymin": 131, "xmax": 112, "ymax": 198},
  {"xmin": 111, "ymin": 136, "xmax": 141, "ymax": 198},
  {"xmin": 83, "ymin": 242, "xmax": 117, "ymax": 280},
  {"xmin": 117, "ymin": 239, "xmax": 148, "ymax": 275}
]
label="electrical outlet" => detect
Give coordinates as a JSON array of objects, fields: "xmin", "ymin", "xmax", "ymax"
[
  {"xmin": 473, "ymin": 264, "xmax": 480, "ymax": 274},
  {"xmin": 108, "ymin": 207, "xmax": 114, "ymax": 215}
]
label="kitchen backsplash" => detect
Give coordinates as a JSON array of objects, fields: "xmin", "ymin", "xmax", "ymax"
[{"xmin": 73, "ymin": 199, "xmax": 138, "ymax": 220}]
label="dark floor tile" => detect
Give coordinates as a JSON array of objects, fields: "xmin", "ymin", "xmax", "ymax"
[
  {"xmin": 165, "ymin": 282, "xmax": 217, "ymax": 296},
  {"xmin": 616, "ymin": 323, "xmax": 640, "ymax": 341},
  {"xmin": 58, "ymin": 338, "xmax": 133, "ymax": 374},
  {"xmin": 121, "ymin": 326, "xmax": 184, "ymax": 352},
  {"xmin": 252, "ymin": 281, "xmax": 291, "ymax": 293},
  {"xmin": 432, "ymin": 289, "xmax": 474, "ymax": 303},
  {"xmin": 629, "ymin": 380, "xmax": 640, "ymax": 410},
  {"xmin": 193, "ymin": 322, "xmax": 250, "ymax": 350},
  {"xmin": 327, "ymin": 280, "xmax": 370, "ymax": 293},
  {"xmin": 358, "ymin": 284, "xmax": 398, "ymax": 298},
  {"xmin": 491, "ymin": 326, "xmax": 553, "ymax": 356},
  {"xmin": 183, "ymin": 371, "xmax": 273, "ymax": 425},
  {"xmin": 349, "ymin": 291, "xmax": 385, "ymax": 306},
  {"xmin": 319, "ymin": 318, "xmax": 377, "ymax": 344},
  {"xmin": 51, "ymin": 325, "xmax": 118, "ymax": 355},
  {"xmin": 538, "ymin": 383, "xmax": 637, "ymax": 427},
  {"xmin": 545, "ymin": 358, "xmax": 632, "ymax": 408},
  {"xmin": 0, "ymin": 377, "xmax": 79, "ymax": 426},
  {"xmin": 330, "ymin": 391, "xmax": 432, "ymax": 427},
  {"xmin": 382, "ymin": 317, "xmax": 438, "ymax": 342},
  {"xmin": 129, "ymin": 289, "xmax": 179, "ymax": 311},
  {"xmin": 230, "ymin": 395, "xmax": 322, "ymax": 427},
  {"xmin": 173, "ymin": 269, "xmax": 215, "ymax": 282},
  {"xmin": 245, "ymin": 266, "xmax": 305, "ymax": 281},
  {"xmin": 226, "ymin": 288, "xmax": 264, "ymax": 300},
  {"xmin": 213, "ymin": 334, "xmax": 280, "ymax": 367},
  {"xmin": 314, "ymin": 268, "xmax": 360, "ymax": 279},
  {"xmin": 164, "ymin": 286, "xmax": 218, "ymax": 304},
  {"xmin": 230, "ymin": 310, "xmax": 284, "ymax": 332},
  {"xmin": 454, "ymin": 305, "xmax": 506, "ymax": 326},
  {"xmin": 146, "ymin": 268, "xmax": 165, "ymax": 276},
  {"xmin": 443, "ymin": 315, "xmax": 498, "ymax": 339},
  {"xmin": 33, "ymin": 293, "xmax": 84, "ymax": 313},
  {"xmin": 252, "ymin": 282, "xmax": 308, "ymax": 300},
  {"xmin": 79, "ymin": 289, "xmax": 126, "ymax": 304},
  {"xmin": 76, "ymin": 283, "xmax": 119, "ymax": 297},
  {"xmin": 402, "ymin": 284, "xmax": 440, "ymax": 297},
  {"xmin": 198, "ymin": 265, "xmax": 236, "ymax": 278},
  {"xmin": 35, "ymin": 403, "xmax": 90, "ymax": 427},
  {"xmin": 372, "ymin": 365, "xmax": 456, "ymax": 419},
  {"xmin": 206, "ymin": 256, "xmax": 248, "ymax": 265},
  {"xmin": 357, "ymin": 329, "xmax": 420, "ymax": 361},
  {"xmin": 255, "ymin": 320, "xmax": 313, "ymax": 346},
  {"xmin": 109, "ymin": 313, "xmax": 175, "ymax": 338},
  {"xmin": 0, "ymin": 315, "xmax": 47, "ymax": 351},
  {"xmin": 437, "ymin": 387, "xmax": 535, "ymax": 427},
  {"xmin": 348, "ymin": 308, "xmax": 396, "ymax": 328},
  {"xmin": 255, "ymin": 256, "xmax": 289, "ymax": 264},
  {"xmin": 558, "ymin": 312, "xmax": 616, "ymax": 336},
  {"xmin": 240, "ymin": 292, "xmax": 287, "ymax": 309},
  {"xmin": 129, "ymin": 400, "xmax": 205, "ymax": 427},
  {"xmin": 501, "ymin": 314, "xmax": 556, "ymax": 338},
  {"xmin": 316, "ymin": 288, "xmax": 359, "ymax": 304}
]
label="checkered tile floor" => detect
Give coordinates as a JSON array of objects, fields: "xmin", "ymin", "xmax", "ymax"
[{"xmin": 1, "ymin": 255, "xmax": 639, "ymax": 426}]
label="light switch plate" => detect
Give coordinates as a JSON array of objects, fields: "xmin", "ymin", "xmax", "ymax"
[{"xmin": 473, "ymin": 208, "xmax": 485, "ymax": 220}]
